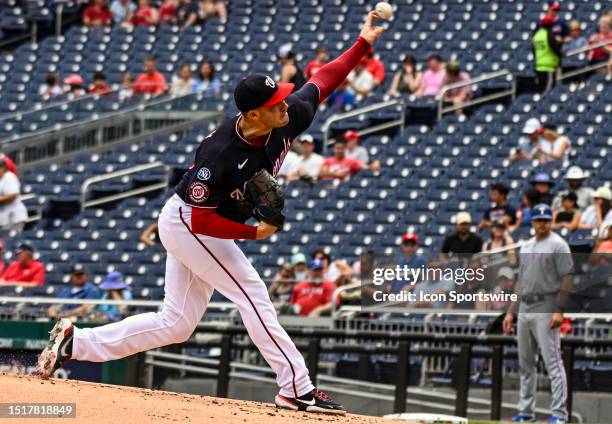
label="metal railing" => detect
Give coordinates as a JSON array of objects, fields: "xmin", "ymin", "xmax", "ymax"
[
  {"xmin": 321, "ymin": 99, "xmax": 405, "ymax": 152},
  {"xmin": 437, "ymin": 69, "xmax": 515, "ymax": 121},
  {"xmin": 80, "ymin": 161, "xmax": 169, "ymax": 210},
  {"xmin": 557, "ymin": 39, "xmax": 612, "ymax": 82},
  {"xmin": 20, "ymin": 193, "xmax": 43, "ymax": 223}
]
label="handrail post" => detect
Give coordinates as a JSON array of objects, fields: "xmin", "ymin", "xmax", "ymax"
[
  {"xmin": 393, "ymin": 341, "xmax": 411, "ymax": 413},
  {"xmin": 307, "ymin": 338, "xmax": 320, "ymax": 386},
  {"xmin": 562, "ymin": 345, "xmax": 574, "ymax": 422},
  {"xmin": 454, "ymin": 343, "xmax": 471, "ymax": 417},
  {"xmin": 216, "ymin": 334, "xmax": 232, "ymax": 398},
  {"xmin": 490, "ymin": 344, "xmax": 503, "ymax": 420}
]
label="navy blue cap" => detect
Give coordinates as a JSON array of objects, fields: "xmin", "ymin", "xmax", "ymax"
[
  {"xmin": 234, "ymin": 74, "xmax": 293, "ymax": 113},
  {"xmin": 308, "ymin": 259, "xmax": 324, "ymax": 270},
  {"xmin": 530, "ymin": 172, "xmax": 555, "ymax": 185},
  {"xmin": 531, "ymin": 204, "xmax": 553, "ymax": 220}
]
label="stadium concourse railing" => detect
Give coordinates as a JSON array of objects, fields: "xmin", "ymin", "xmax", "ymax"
[
  {"xmin": 437, "ymin": 69, "xmax": 516, "ymax": 121},
  {"xmin": 2, "ymin": 91, "xmax": 224, "ymax": 171},
  {"xmin": 320, "ymin": 98, "xmax": 405, "ymax": 151},
  {"xmin": 557, "ymin": 39, "xmax": 612, "ymax": 82},
  {"xmin": 80, "ymin": 161, "xmax": 170, "ymax": 211}
]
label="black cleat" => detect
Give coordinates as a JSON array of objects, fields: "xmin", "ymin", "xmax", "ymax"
[{"xmin": 275, "ymin": 388, "xmax": 346, "ymax": 415}]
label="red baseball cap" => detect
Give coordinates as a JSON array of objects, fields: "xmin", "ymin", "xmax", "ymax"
[
  {"xmin": 541, "ymin": 14, "xmax": 555, "ymax": 27},
  {"xmin": 548, "ymin": 2, "xmax": 561, "ymax": 11},
  {"xmin": 402, "ymin": 233, "xmax": 418, "ymax": 244},
  {"xmin": 343, "ymin": 130, "xmax": 360, "ymax": 141}
]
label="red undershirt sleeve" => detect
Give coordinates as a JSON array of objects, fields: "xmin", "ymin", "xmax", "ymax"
[
  {"xmin": 308, "ymin": 36, "xmax": 372, "ymax": 103},
  {"xmin": 191, "ymin": 208, "xmax": 257, "ymax": 240}
]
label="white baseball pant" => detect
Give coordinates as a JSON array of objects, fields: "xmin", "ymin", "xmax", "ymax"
[{"xmin": 72, "ymin": 194, "xmax": 314, "ymax": 398}]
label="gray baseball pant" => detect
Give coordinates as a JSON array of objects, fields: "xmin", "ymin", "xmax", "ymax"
[{"xmin": 517, "ymin": 311, "xmax": 568, "ymax": 419}]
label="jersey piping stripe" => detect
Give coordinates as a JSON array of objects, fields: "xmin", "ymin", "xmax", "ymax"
[
  {"xmin": 178, "ymin": 206, "xmax": 299, "ymax": 398},
  {"xmin": 235, "ymin": 115, "xmax": 272, "ymax": 147}
]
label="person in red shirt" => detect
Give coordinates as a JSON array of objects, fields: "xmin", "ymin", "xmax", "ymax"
[
  {"xmin": 134, "ymin": 57, "xmax": 167, "ymax": 95},
  {"xmin": 304, "ymin": 47, "xmax": 329, "ymax": 79},
  {"xmin": 0, "ymin": 243, "xmax": 45, "ymax": 288},
  {"xmin": 290, "ymin": 259, "xmax": 337, "ymax": 317},
  {"xmin": 132, "ymin": 0, "xmax": 160, "ymax": 26},
  {"xmin": 365, "ymin": 47, "xmax": 385, "ymax": 87},
  {"xmin": 320, "ymin": 139, "xmax": 379, "ymax": 180},
  {"xmin": 159, "ymin": 0, "xmax": 179, "ymax": 22},
  {"xmin": 88, "ymin": 72, "xmax": 111, "ymax": 95},
  {"xmin": 83, "ymin": 0, "xmax": 112, "ymax": 27}
]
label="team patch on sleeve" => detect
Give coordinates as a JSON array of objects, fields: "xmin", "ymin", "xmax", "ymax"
[
  {"xmin": 188, "ymin": 181, "xmax": 210, "ymax": 204},
  {"xmin": 197, "ymin": 167, "xmax": 211, "ymax": 181}
]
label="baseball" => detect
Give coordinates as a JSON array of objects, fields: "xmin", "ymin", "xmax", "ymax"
[{"xmin": 375, "ymin": 2, "xmax": 393, "ymax": 20}]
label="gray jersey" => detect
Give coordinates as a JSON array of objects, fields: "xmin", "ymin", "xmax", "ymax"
[{"xmin": 518, "ymin": 232, "xmax": 573, "ymax": 297}]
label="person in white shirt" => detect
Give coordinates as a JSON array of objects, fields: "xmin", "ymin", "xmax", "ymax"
[
  {"xmin": 277, "ymin": 149, "xmax": 300, "ymax": 179},
  {"xmin": 343, "ymin": 130, "xmax": 369, "ymax": 163},
  {"xmin": 579, "ymin": 186, "xmax": 612, "ymax": 230},
  {"xmin": 347, "ymin": 59, "xmax": 374, "ymax": 96},
  {"xmin": 170, "ymin": 63, "xmax": 196, "ymax": 96},
  {"xmin": 509, "ymin": 118, "xmax": 571, "ymax": 164},
  {"xmin": 0, "ymin": 159, "xmax": 28, "ymax": 233},
  {"xmin": 292, "ymin": 134, "xmax": 324, "ymax": 182}
]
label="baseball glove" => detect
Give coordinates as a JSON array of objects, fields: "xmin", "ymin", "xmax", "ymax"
[{"xmin": 237, "ymin": 169, "xmax": 285, "ymax": 229}]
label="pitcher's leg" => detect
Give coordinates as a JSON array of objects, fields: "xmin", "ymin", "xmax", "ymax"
[
  {"xmin": 73, "ymin": 254, "xmax": 214, "ymax": 362},
  {"xmin": 169, "ymin": 228, "xmax": 313, "ymax": 398}
]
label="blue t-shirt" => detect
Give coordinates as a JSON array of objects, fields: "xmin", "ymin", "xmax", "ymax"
[
  {"xmin": 391, "ymin": 254, "xmax": 427, "ymax": 293},
  {"xmin": 57, "ymin": 282, "xmax": 101, "ymax": 311}
]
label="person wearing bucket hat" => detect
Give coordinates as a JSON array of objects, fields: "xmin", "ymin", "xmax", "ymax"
[
  {"xmin": 579, "ymin": 186, "xmax": 612, "ymax": 230},
  {"xmin": 48, "ymin": 264, "xmax": 100, "ymax": 320},
  {"xmin": 38, "ymin": 10, "xmax": 387, "ymax": 416},
  {"xmin": 552, "ymin": 166, "xmax": 594, "ymax": 211},
  {"xmin": 96, "ymin": 271, "xmax": 133, "ymax": 323},
  {"xmin": 504, "ymin": 204, "xmax": 574, "ymax": 423}
]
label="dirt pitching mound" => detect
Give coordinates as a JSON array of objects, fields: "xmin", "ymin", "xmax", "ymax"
[{"xmin": 2, "ymin": 373, "xmax": 407, "ymax": 423}]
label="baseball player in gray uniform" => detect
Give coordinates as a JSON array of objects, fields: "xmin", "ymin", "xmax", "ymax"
[{"xmin": 503, "ymin": 204, "xmax": 574, "ymax": 424}]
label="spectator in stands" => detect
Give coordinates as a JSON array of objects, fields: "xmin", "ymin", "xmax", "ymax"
[
  {"xmin": 277, "ymin": 44, "xmax": 306, "ymax": 92},
  {"xmin": 552, "ymin": 192, "xmax": 581, "ymax": 231},
  {"xmin": 552, "ymin": 166, "xmax": 594, "ymax": 211},
  {"xmin": 63, "ymin": 74, "xmax": 85, "ymax": 97},
  {"xmin": 392, "ymin": 233, "xmax": 426, "ymax": 293},
  {"xmin": 511, "ymin": 188, "xmax": 543, "ymax": 232},
  {"xmin": 388, "ymin": 55, "xmax": 422, "ymax": 96},
  {"xmin": 489, "ymin": 266, "xmax": 516, "ymax": 311},
  {"xmin": 96, "ymin": 271, "xmax": 132, "ymax": 322},
  {"xmin": 365, "ymin": 47, "xmax": 385, "ymax": 87},
  {"xmin": 441, "ymin": 212, "xmax": 483, "ymax": 258},
  {"xmin": 532, "ymin": 14, "xmax": 562, "ymax": 93},
  {"xmin": 587, "ymin": 14, "xmax": 612, "ymax": 66},
  {"xmin": 134, "ymin": 57, "xmax": 167, "ymax": 95},
  {"xmin": 176, "ymin": 0, "xmax": 197, "ymax": 27},
  {"xmin": 479, "ymin": 182, "xmax": 517, "ymax": 230},
  {"xmin": 170, "ymin": 63, "xmax": 195, "ymax": 96},
  {"xmin": 343, "ymin": 130, "xmax": 368, "ymax": 164},
  {"xmin": 0, "ymin": 158, "xmax": 28, "ymax": 234},
  {"xmin": 563, "ymin": 20, "xmax": 588, "ymax": 52},
  {"xmin": 441, "ymin": 60, "xmax": 472, "ymax": 114},
  {"xmin": 132, "ymin": 0, "xmax": 159, "ymax": 26},
  {"xmin": 193, "ymin": 60, "xmax": 221, "ymax": 96},
  {"xmin": 326, "ymin": 79, "xmax": 356, "ymax": 108},
  {"xmin": 0, "ymin": 243, "xmax": 45, "ymax": 287},
  {"xmin": 48, "ymin": 264, "xmax": 99, "ymax": 320},
  {"xmin": 347, "ymin": 57, "xmax": 375, "ymax": 97},
  {"xmin": 304, "ymin": 46, "xmax": 328, "ymax": 79},
  {"xmin": 83, "ymin": 0, "xmax": 112, "ymax": 27},
  {"xmin": 320, "ymin": 139, "xmax": 377, "ymax": 181},
  {"xmin": 268, "ymin": 263, "xmax": 295, "ymax": 304},
  {"xmin": 482, "ymin": 222, "xmax": 517, "ymax": 265},
  {"xmin": 118, "ymin": 72, "xmax": 134, "ymax": 101},
  {"xmin": 39, "ymin": 72, "xmax": 62, "ymax": 99},
  {"xmin": 510, "ymin": 118, "xmax": 570, "ymax": 164},
  {"xmin": 88, "ymin": 72, "xmax": 111, "ymax": 95},
  {"xmin": 310, "ymin": 249, "xmax": 341, "ymax": 283},
  {"xmin": 0, "ymin": 147, "xmax": 17, "ymax": 176},
  {"xmin": 411, "ymin": 259, "xmax": 455, "ymax": 309},
  {"xmin": 199, "ymin": 0, "xmax": 228, "ymax": 23},
  {"xmin": 140, "ymin": 222, "xmax": 159, "ymax": 246},
  {"xmin": 159, "ymin": 0, "xmax": 179, "ymax": 22},
  {"xmin": 291, "ymin": 252, "xmax": 308, "ymax": 283},
  {"xmin": 592, "ymin": 224, "xmax": 612, "ymax": 259},
  {"xmin": 417, "ymin": 54, "xmax": 445, "ymax": 97},
  {"xmin": 277, "ymin": 148, "xmax": 300, "ymax": 180},
  {"xmin": 579, "ymin": 186, "xmax": 612, "ymax": 230},
  {"xmin": 530, "ymin": 172, "xmax": 555, "ymax": 205},
  {"xmin": 291, "ymin": 134, "xmax": 323, "ymax": 183},
  {"xmin": 110, "ymin": 0, "xmax": 135, "ymax": 26},
  {"xmin": 545, "ymin": 1, "xmax": 570, "ymax": 43},
  {"xmin": 290, "ymin": 259, "xmax": 336, "ymax": 317}
]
